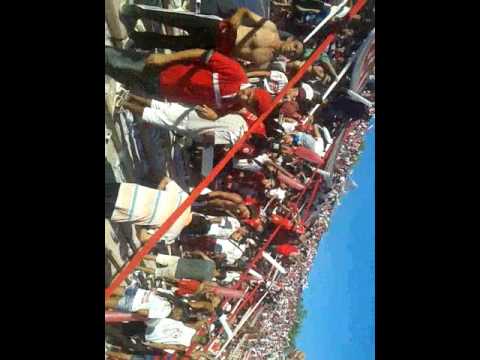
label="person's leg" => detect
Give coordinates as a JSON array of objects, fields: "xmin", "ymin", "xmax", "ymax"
[
  {"xmin": 105, "ymin": 183, "xmax": 121, "ymax": 218},
  {"xmin": 105, "ymin": 46, "xmax": 149, "ymax": 89},
  {"xmin": 130, "ymin": 31, "xmax": 214, "ymax": 52},
  {"xmin": 125, "ymin": 4, "xmax": 221, "ymax": 32},
  {"xmin": 154, "ymin": 254, "xmax": 179, "ymax": 279}
]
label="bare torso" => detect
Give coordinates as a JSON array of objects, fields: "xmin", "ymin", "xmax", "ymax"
[{"xmin": 233, "ymin": 24, "xmax": 281, "ymax": 66}]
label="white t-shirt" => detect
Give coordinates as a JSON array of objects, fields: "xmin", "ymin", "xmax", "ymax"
[
  {"xmin": 142, "ymin": 100, "xmax": 248, "ymax": 146},
  {"xmin": 111, "ymin": 181, "xmax": 192, "ymax": 243},
  {"xmin": 131, "ymin": 289, "xmax": 172, "ymax": 319},
  {"xmin": 145, "ymin": 318, "xmax": 196, "ymax": 347},
  {"xmin": 215, "ymin": 239, "xmax": 246, "ymax": 264},
  {"xmin": 207, "ymin": 216, "xmax": 241, "ymax": 239}
]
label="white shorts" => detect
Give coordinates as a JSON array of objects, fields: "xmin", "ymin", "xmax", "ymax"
[
  {"xmin": 155, "ymin": 254, "xmax": 180, "ymax": 279},
  {"xmin": 142, "ymin": 100, "xmax": 190, "ymax": 132}
]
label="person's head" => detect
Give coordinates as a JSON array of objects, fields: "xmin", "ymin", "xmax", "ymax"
[
  {"xmin": 246, "ymin": 203, "xmax": 260, "ymax": 219},
  {"xmin": 238, "ymin": 87, "xmax": 256, "ymax": 109},
  {"xmin": 230, "ymin": 229, "xmax": 245, "ymax": 241},
  {"xmin": 181, "ymin": 214, "xmax": 211, "ymax": 236},
  {"xmin": 243, "ymin": 217, "xmax": 264, "ymax": 233},
  {"xmin": 237, "ymin": 204, "xmax": 251, "ymax": 219},
  {"xmin": 282, "ymin": 134, "xmax": 294, "ymax": 145},
  {"xmin": 238, "ymin": 87, "xmax": 273, "ymax": 117},
  {"xmin": 214, "ymin": 269, "xmax": 227, "ymax": 281},
  {"xmin": 342, "ymin": 27, "xmax": 355, "ymax": 37},
  {"xmin": 285, "ymin": 87, "xmax": 299, "ymax": 101},
  {"xmin": 284, "ymin": 132, "xmax": 304, "ymax": 147},
  {"xmin": 171, "ymin": 307, "xmax": 184, "ymax": 321},
  {"xmin": 280, "ymin": 37, "xmax": 304, "ymax": 60},
  {"xmin": 312, "ymin": 65, "xmax": 332, "ymax": 86}
]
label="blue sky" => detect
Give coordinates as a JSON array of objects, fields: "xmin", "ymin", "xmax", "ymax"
[{"xmin": 296, "ymin": 125, "xmax": 375, "ymax": 359}]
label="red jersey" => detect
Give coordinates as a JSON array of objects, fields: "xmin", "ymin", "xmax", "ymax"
[{"xmin": 158, "ymin": 51, "xmax": 248, "ymax": 111}]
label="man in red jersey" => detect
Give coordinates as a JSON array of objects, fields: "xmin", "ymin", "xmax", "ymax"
[{"xmin": 106, "ymin": 48, "xmax": 272, "ymax": 116}]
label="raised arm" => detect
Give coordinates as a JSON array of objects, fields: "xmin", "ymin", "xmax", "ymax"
[
  {"xmin": 206, "ymin": 191, "xmax": 244, "ymax": 204},
  {"xmin": 188, "ymin": 300, "xmax": 215, "ymax": 313},
  {"xmin": 264, "ymin": 159, "xmax": 296, "ymax": 178},
  {"xmin": 145, "ymin": 49, "xmax": 208, "ymax": 68},
  {"xmin": 246, "ymin": 70, "xmax": 271, "ymax": 78},
  {"xmin": 191, "ymin": 250, "xmax": 215, "ymax": 263},
  {"xmin": 123, "ymin": 100, "xmax": 147, "ymax": 117},
  {"xmin": 229, "ymin": 7, "xmax": 276, "ymax": 30},
  {"xmin": 318, "ymin": 58, "xmax": 339, "ymax": 79}
]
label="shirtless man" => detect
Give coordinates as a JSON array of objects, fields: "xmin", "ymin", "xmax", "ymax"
[
  {"xmin": 230, "ymin": 7, "xmax": 304, "ymax": 68},
  {"xmin": 123, "ymin": 5, "xmax": 303, "ymax": 69}
]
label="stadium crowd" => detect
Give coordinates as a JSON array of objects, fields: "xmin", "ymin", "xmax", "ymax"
[{"xmin": 105, "ymin": 1, "xmax": 374, "ymax": 359}]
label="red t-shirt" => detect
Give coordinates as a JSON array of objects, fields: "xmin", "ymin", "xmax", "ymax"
[
  {"xmin": 159, "ymin": 51, "xmax": 248, "ymax": 110},
  {"xmin": 276, "ymin": 244, "xmax": 299, "ymax": 257}
]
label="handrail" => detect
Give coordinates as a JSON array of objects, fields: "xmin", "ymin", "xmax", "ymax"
[
  {"xmin": 322, "ymin": 53, "xmax": 356, "ymax": 101},
  {"xmin": 303, "ymin": 0, "xmax": 349, "ymax": 43}
]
